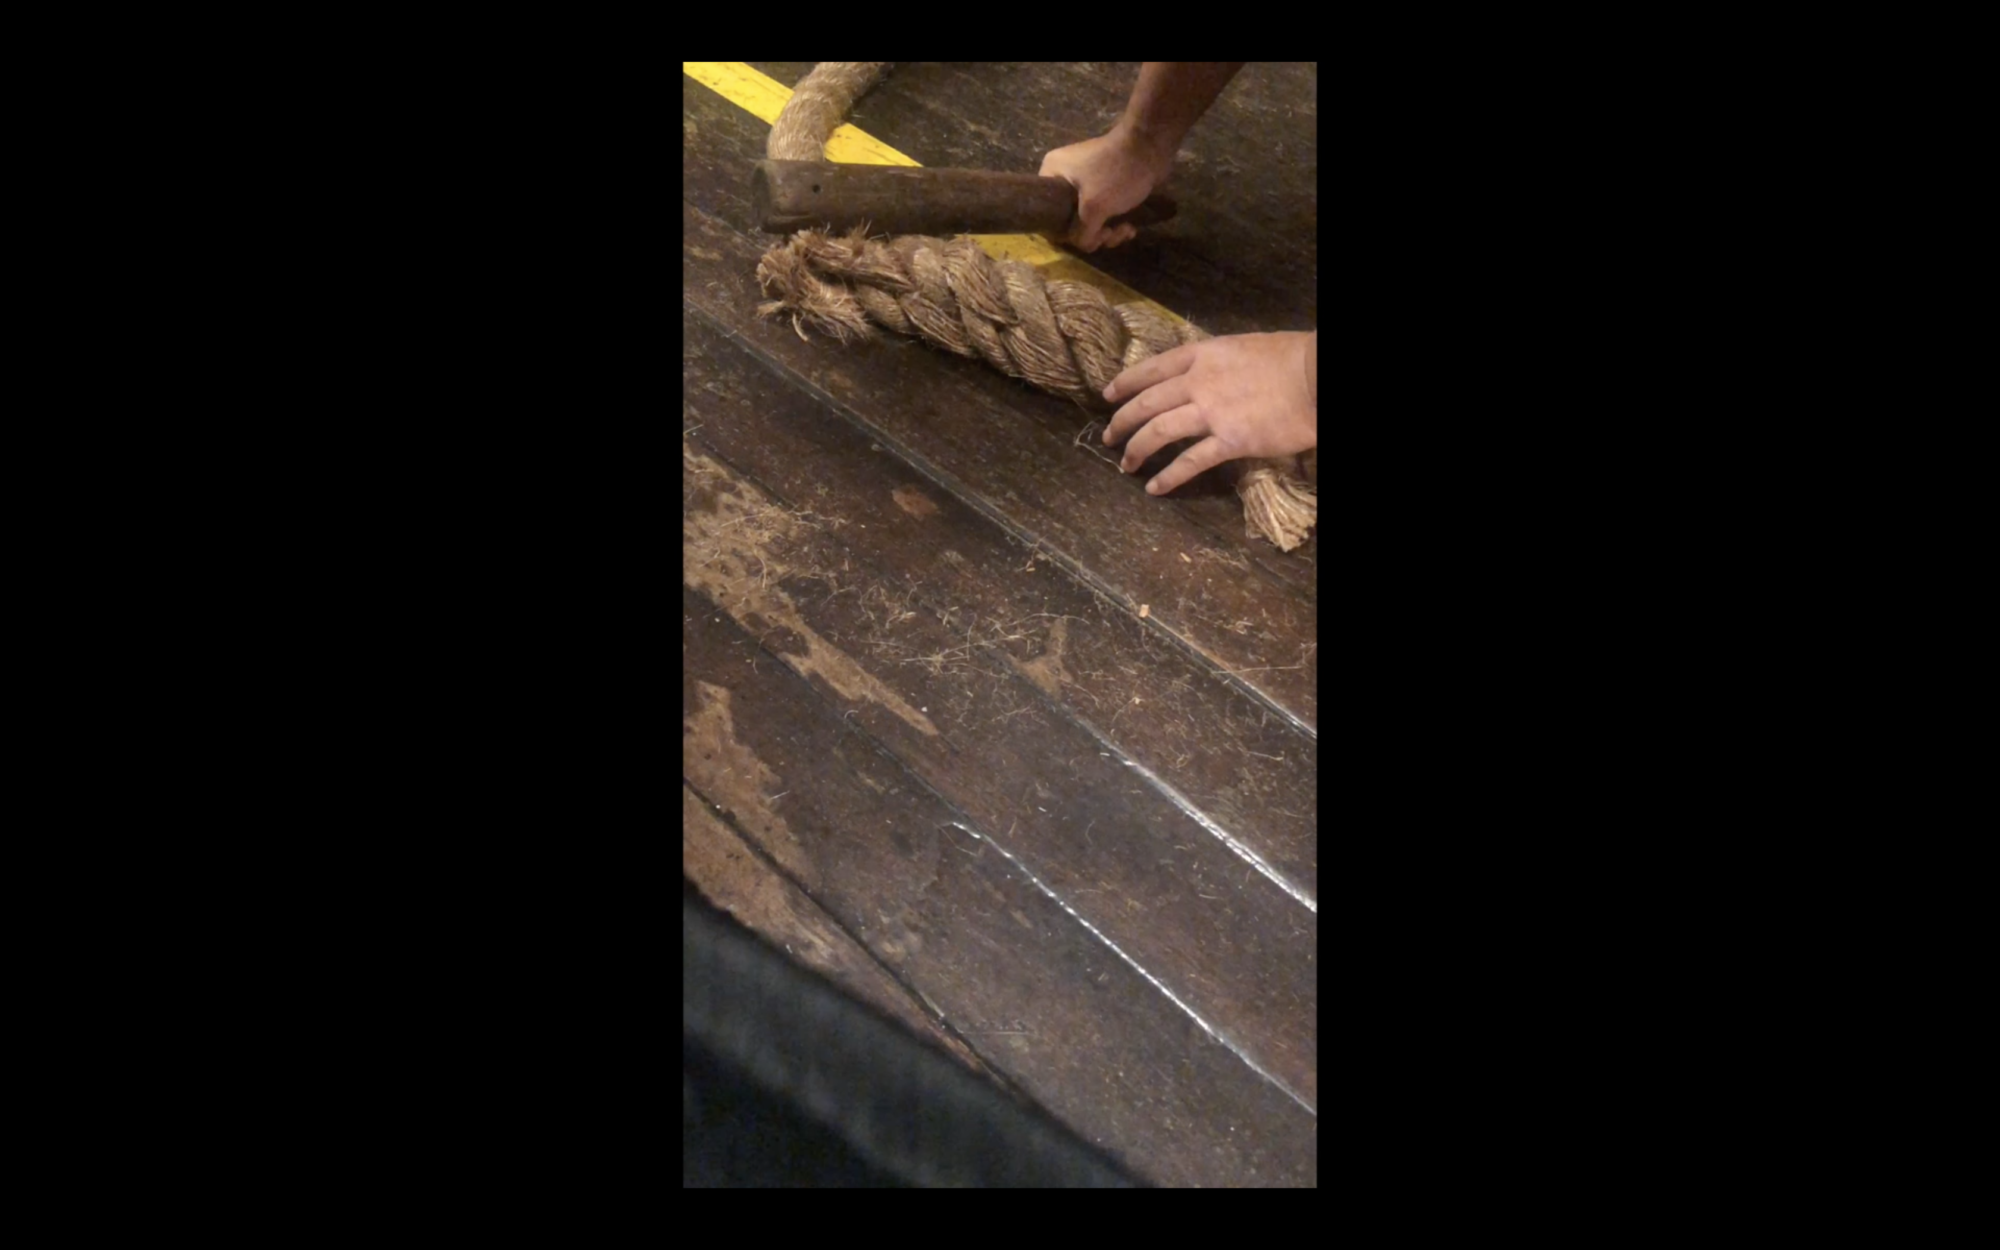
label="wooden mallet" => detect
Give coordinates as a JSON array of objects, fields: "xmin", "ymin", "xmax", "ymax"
[{"xmin": 753, "ymin": 159, "xmax": 1178, "ymax": 238}]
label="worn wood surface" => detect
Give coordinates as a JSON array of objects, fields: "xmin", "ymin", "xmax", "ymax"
[
  {"xmin": 683, "ymin": 588, "xmax": 1315, "ymax": 1187},
  {"xmin": 683, "ymin": 409, "xmax": 1317, "ymax": 1096},
  {"xmin": 683, "ymin": 62, "xmax": 1318, "ymax": 1187},
  {"xmin": 683, "ymin": 783, "xmax": 1008, "ymax": 1083}
]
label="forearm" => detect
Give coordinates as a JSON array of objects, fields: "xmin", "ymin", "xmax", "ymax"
[{"xmin": 1115, "ymin": 62, "xmax": 1245, "ymax": 156}]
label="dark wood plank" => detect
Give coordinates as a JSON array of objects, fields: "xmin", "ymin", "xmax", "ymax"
[
  {"xmin": 681, "ymin": 74, "xmax": 763, "ymax": 229},
  {"xmin": 682, "ymin": 585, "xmax": 1317, "ymax": 1187},
  {"xmin": 680, "ymin": 192, "xmax": 1318, "ymax": 735},
  {"xmin": 684, "ymin": 306, "xmax": 1317, "ymax": 901},
  {"xmin": 694, "ymin": 65, "xmax": 1321, "ymax": 604},
  {"xmin": 682, "ymin": 782, "xmax": 1005, "ymax": 1084},
  {"xmin": 682, "ymin": 428, "xmax": 1316, "ymax": 1111}
]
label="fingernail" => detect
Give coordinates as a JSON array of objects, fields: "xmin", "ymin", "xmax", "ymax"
[
  {"xmin": 1102, "ymin": 384, "xmax": 1116, "ymax": 400},
  {"xmin": 1147, "ymin": 479, "xmax": 1163, "ymax": 494}
]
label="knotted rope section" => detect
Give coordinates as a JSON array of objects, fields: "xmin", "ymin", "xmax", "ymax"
[{"xmin": 754, "ymin": 63, "xmax": 1317, "ymax": 552}]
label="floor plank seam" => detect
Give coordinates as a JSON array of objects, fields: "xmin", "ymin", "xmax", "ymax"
[
  {"xmin": 937, "ymin": 816, "xmax": 1318, "ymax": 1120},
  {"xmin": 681, "ymin": 769, "xmax": 1031, "ymax": 1102},
  {"xmin": 1023, "ymin": 690, "xmax": 1318, "ymax": 915}
]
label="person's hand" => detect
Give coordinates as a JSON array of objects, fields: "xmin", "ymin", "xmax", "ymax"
[
  {"xmin": 1103, "ymin": 331, "xmax": 1317, "ymax": 494},
  {"xmin": 1038, "ymin": 125, "xmax": 1175, "ymax": 253}
]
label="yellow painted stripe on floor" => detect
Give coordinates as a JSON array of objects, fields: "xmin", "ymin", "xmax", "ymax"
[
  {"xmin": 682, "ymin": 61, "xmax": 1182, "ymax": 323},
  {"xmin": 682, "ymin": 62, "xmax": 791, "ymax": 124}
]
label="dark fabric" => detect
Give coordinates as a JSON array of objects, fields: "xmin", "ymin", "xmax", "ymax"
[{"xmin": 683, "ymin": 879, "xmax": 1145, "ymax": 1188}]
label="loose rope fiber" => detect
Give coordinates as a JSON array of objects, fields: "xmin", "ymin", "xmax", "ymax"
[{"xmin": 753, "ymin": 64, "xmax": 1317, "ymax": 552}]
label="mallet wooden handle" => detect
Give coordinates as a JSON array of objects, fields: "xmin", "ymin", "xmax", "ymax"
[{"xmin": 753, "ymin": 159, "xmax": 1178, "ymax": 237}]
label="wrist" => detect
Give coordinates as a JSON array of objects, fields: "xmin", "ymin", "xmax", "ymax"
[{"xmin": 1112, "ymin": 115, "xmax": 1180, "ymax": 167}]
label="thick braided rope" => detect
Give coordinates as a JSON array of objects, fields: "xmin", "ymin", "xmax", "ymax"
[{"xmin": 753, "ymin": 64, "xmax": 1316, "ymax": 552}]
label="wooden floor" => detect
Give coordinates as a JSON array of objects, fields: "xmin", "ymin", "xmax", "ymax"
[{"xmin": 683, "ymin": 62, "xmax": 1318, "ymax": 1188}]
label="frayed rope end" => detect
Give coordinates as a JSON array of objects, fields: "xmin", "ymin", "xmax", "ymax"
[
  {"xmin": 1237, "ymin": 464, "xmax": 1318, "ymax": 552},
  {"xmin": 755, "ymin": 234, "xmax": 874, "ymax": 344}
]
